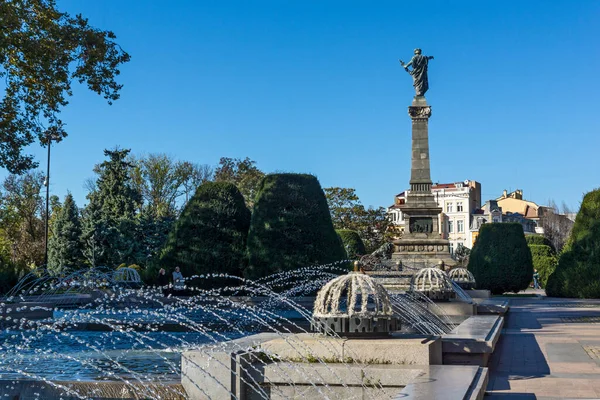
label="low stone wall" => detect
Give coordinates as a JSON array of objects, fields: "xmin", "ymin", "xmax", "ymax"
[
  {"xmin": 0, "ymin": 380, "xmax": 185, "ymax": 400},
  {"xmin": 442, "ymin": 315, "xmax": 504, "ymax": 367},
  {"xmin": 182, "ymin": 332, "xmax": 489, "ymax": 399}
]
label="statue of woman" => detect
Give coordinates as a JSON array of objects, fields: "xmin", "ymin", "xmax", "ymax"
[{"xmin": 400, "ymin": 49, "xmax": 434, "ymax": 97}]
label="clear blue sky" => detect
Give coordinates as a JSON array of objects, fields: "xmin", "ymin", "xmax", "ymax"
[{"xmin": 9, "ymin": 0, "xmax": 600, "ymax": 211}]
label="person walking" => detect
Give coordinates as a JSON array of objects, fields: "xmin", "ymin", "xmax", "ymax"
[
  {"xmin": 157, "ymin": 268, "xmax": 169, "ymax": 296},
  {"xmin": 533, "ymin": 269, "xmax": 541, "ymax": 289}
]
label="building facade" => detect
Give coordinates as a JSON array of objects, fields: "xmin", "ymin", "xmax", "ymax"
[{"xmin": 388, "ymin": 180, "xmax": 482, "ymax": 254}]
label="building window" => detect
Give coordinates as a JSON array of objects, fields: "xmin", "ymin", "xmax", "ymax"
[
  {"xmin": 446, "ymin": 203, "xmax": 453, "ymax": 213},
  {"xmin": 448, "ymin": 220, "xmax": 454, "ymax": 233},
  {"xmin": 449, "ymin": 242, "xmax": 454, "ymax": 255},
  {"xmin": 457, "ymin": 220, "xmax": 464, "ymax": 233},
  {"xmin": 457, "ymin": 202, "xmax": 463, "ymax": 212}
]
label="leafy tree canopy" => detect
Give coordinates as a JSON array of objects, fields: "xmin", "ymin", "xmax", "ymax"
[
  {"xmin": 214, "ymin": 157, "xmax": 264, "ymax": 207},
  {"xmin": 0, "ymin": 0, "xmax": 130, "ymax": 173}
]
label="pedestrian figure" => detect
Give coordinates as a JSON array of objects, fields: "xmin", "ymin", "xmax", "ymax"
[
  {"xmin": 533, "ymin": 269, "xmax": 541, "ymax": 289},
  {"xmin": 157, "ymin": 268, "xmax": 169, "ymax": 296},
  {"xmin": 172, "ymin": 266, "xmax": 185, "ymax": 292}
]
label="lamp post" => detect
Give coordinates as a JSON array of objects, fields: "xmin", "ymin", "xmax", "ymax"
[{"xmin": 43, "ymin": 136, "xmax": 51, "ymax": 266}]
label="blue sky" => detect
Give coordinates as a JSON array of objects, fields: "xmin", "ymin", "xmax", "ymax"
[{"xmin": 7, "ymin": 0, "xmax": 600, "ymax": 211}]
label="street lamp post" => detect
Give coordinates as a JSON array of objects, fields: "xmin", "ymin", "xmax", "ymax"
[{"xmin": 44, "ymin": 137, "xmax": 51, "ymax": 266}]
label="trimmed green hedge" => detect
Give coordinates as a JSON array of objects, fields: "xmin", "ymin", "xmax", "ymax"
[
  {"xmin": 525, "ymin": 235, "xmax": 555, "ymax": 252},
  {"xmin": 529, "ymin": 244, "xmax": 557, "ymax": 288},
  {"xmin": 158, "ymin": 181, "xmax": 251, "ymax": 280},
  {"xmin": 336, "ymin": 229, "xmax": 366, "ymax": 260},
  {"xmin": 468, "ymin": 223, "xmax": 533, "ymax": 295},
  {"xmin": 546, "ymin": 189, "xmax": 600, "ymax": 298},
  {"xmin": 245, "ymin": 173, "xmax": 346, "ymax": 279}
]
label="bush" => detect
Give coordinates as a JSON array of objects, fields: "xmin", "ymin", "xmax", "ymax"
[
  {"xmin": 525, "ymin": 235, "xmax": 556, "ymax": 252},
  {"xmin": 246, "ymin": 173, "xmax": 346, "ymax": 279},
  {"xmin": 468, "ymin": 223, "xmax": 533, "ymax": 295},
  {"xmin": 529, "ymin": 244, "xmax": 557, "ymax": 288},
  {"xmin": 0, "ymin": 261, "xmax": 19, "ymax": 295},
  {"xmin": 157, "ymin": 181, "xmax": 251, "ymax": 281},
  {"xmin": 547, "ymin": 189, "xmax": 600, "ymax": 298},
  {"xmin": 336, "ymin": 229, "xmax": 366, "ymax": 260}
]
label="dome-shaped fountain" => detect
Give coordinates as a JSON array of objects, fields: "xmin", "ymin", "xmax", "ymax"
[
  {"xmin": 448, "ymin": 267, "xmax": 476, "ymax": 290},
  {"xmin": 311, "ymin": 272, "xmax": 400, "ymax": 336},
  {"xmin": 410, "ymin": 267, "xmax": 456, "ymax": 301},
  {"xmin": 112, "ymin": 267, "xmax": 142, "ymax": 287}
]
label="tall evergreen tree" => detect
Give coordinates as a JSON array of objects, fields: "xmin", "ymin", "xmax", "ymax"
[
  {"xmin": 83, "ymin": 149, "xmax": 141, "ymax": 267},
  {"xmin": 48, "ymin": 194, "xmax": 83, "ymax": 274}
]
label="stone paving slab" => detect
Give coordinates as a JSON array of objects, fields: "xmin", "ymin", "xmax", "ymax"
[{"xmin": 485, "ymin": 297, "xmax": 600, "ymax": 399}]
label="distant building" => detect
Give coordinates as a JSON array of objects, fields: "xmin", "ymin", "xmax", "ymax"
[{"xmin": 388, "ymin": 180, "xmax": 482, "ymax": 254}]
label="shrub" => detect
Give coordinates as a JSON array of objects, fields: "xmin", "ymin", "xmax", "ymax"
[
  {"xmin": 546, "ymin": 190, "xmax": 600, "ymax": 298},
  {"xmin": 0, "ymin": 261, "xmax": 19, "ymax": 295},
  {"xmin": 468, "ymin": 223, "xmax": 533, "ymax": 295},
  {"xmin": 528, "ymin": 244, "xmax": 557, "ymax": 288},
  {"xmin": 246, "ymin": 173, "xmax": 346, "ymax": 279},
  {"xmin": 525, "ymin": 235, "xmax": 556, "ymax": 252},
  {"xmin": 157, "ymin": 181, "xmax": 251, "ymax": 281},
  {"xmin": 336, "ymin": 229, "xmax": 366, "ymax": 260}
]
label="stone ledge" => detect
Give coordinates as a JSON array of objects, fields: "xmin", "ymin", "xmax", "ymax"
[{"xmin": 441, "ymin": 315, "xmax": 504, "ymax": 367}]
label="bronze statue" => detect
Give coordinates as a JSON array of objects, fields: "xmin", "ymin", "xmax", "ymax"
[{"xmin": 400, "ymin": 49, "xmax": 434, "ymax": 97}]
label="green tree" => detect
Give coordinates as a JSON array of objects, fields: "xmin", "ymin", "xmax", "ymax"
[
  {"xmin": 214, "ymin": 157, "xmax": 264, "ymax": 207},
  {"xmin": 246, "ymin": 174, "xmax": 346, "ymax": 279},
  {"xmin": 47, "ymin": 193, "xmax": 83, "ymax": 274},
  {"xmin": 0, "ymin": 0, "xmax": 130, "ymax": 173},
  {"xmin": 529, "ymin": 244, "xmax": 557, "ymax": 288},
  {"xmin": 83, "ymin": 149, "xmax": 141, "ymax": 266},
  {"xmin": 0, "ymin": 171, "xmax": 45, "ymax": 267},
  {"xmin": 324, "ymin": 187, "xmax": 392, "ymax": 253},
  {"xmin": 158, "ymin": 181, "xmax": 251, "ymax": 279},
  {"xmin": 336, "ymin": 229, "xmax": 366, "ymax": 259},
  {"xmin": 546, "ymin": 189, "xmax": 600, "ymax": 298},
  {"xmin": 468, "ymin": 223, "xmax": 533, "ymax": 294}
]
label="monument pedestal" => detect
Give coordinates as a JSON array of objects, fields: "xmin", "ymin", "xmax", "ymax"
[{"xmin": 368, "ymin": 96, "xmax": 455, "ymax": 291}]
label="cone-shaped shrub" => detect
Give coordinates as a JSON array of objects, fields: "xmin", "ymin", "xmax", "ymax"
[
  {"xmin": 546, "ymin": 189, "xmax": 600, "ymax": 298},
  {"xmin": 468, "ymin": 223, "xmax": 533, "ymax": 294},
  {"xmin": 529, "ymin": 244, "xmax": 557, "ymax": 288},
  {"xmin": 246, "ymin": 173, "xmax": 346, "ymax": 279},
  {"xmin": 336, "ymin": 229, "xmax": 366, "ymax": 260},
  {"xmin": 158, "ymin": 181, "xmax": 251, "ymax": 278}
]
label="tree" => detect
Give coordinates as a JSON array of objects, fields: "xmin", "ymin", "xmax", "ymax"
[
  {"xmin": 83, "ymin": 149, "xmax": 141, "ymax": 266},
  {"xmin": 546, "ymin": 189, "xmax": 600, "ymax": 298},
  {"xmin": 0, "ymin": 0, "xmax": 130, "ymax": 173},
  {"xmin": 178, "ymin": 161, "xmax": 213, "ymax": 204},
  {"xmin": 336, "ymin": 229, "xmax": 366, "ymax": 259},
  {"xmin": 468, "ymin": 223, "xmax": 533, "ymax": 295},
  {"xmin": 529, "ymin": 244, "xmax": 557, "ymax": 289},
  {"xmin": 129, "ymin": 153, "xmax": 183, "ymax": 218},
  {"xmin": 0, "ymin": 171, "xmax": 45, "ymax": 267},
  {"xmin": 246, "ymin": 174, "xmax": 346, "ymax": 279},
  {"xmin": 47, "ymin": 193, "xmax": 83, "ymax": 274},
  {"xmin": 214, "ymin": 157, "xmax": 264, "ymax": 207},
  {"xmin": 324, "ymin": 187, "xmax": 392, "ymax": 253},
  {"xmin": 538, "ymin": 200, "xmax": 574, "ymax": 252},
  {"xmin": 158, "ymin": 181, "xmax": 251, "ymax": 279}
]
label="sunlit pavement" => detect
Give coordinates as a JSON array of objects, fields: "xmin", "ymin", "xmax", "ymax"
[{"xmin": 485, "ymin": 293, "xmax": 600, "ymax": 400}]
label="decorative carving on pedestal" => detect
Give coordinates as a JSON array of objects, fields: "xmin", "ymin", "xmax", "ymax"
[{"xmin": 408, "ymin": 105, "xmax": 432, "ymax": 119}]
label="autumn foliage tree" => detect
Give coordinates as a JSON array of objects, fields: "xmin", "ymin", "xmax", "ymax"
[{"xmin": 0, "ymin": 0, "xmax": 130, "ymax": 173}]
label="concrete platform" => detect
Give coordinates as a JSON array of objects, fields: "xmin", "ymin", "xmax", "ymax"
[
  {"xmin": 428, "ymin": 300, "xmax": 478, "ymax": 325},
  {"xmin": 474, "ymin": 299, "xmax": 509, "ymax": 316},
  {"xmin": 442, "ymin": 315, "xmax": 504, "ymax": 367},
  {"xmin": 465, "ymin": 289, "xmax": 491, "ymax": 299},
  {"xmin": 182, "ymin": 333, "xmax": 488, "ymax": 399},
  {"xmin": 259, "ymin": 332, "xmax": 442, "ymax": 365}
]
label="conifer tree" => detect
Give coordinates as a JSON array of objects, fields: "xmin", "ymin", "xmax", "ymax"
[
  {"xmin": 83, "ymin": 149, "xmax": 141, "ymax": 267},
  {"xmin": 48, "ymin": 193, "xmax": 83, "ymax": 274}
]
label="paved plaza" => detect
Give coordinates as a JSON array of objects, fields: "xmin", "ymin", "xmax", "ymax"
[{"xmin": 486, "ymin": 292, "xmax": 600, "ymax": 400}]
